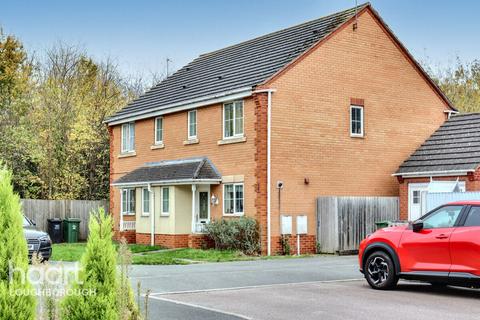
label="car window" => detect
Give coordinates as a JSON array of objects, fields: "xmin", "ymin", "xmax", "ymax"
[
  {"xmin": 423, "ymin": 206, "xmax": 463, "ymax": 229},
  {"xmin": 464, "ymin": 206, "xmax": 480, "ymax": 227}
]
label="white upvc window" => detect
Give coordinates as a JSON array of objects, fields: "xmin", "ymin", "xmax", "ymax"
[
  {"xmin": 188, "ymin": 110, "xmax": 197, "ymax": 139},
  {"xmin": 121, "ymin": 122, "xmax": 135, "ymax": 153},
  {"xmin": 350, "ymin": 105, "xmax": 364, "ymax": 137},
  {"xmin": 223, "ymin": 183, "xmax": 244, "ymax": 216},
  {"xmin": 223, "ymin": 101, "xmax": 244, "ymax": 139},
  {"xmin": 121, "ymin": 188, "xmax": 135, "ymax": 215},
  {"xmin": 161, "ymin": 187, "xmax": 170, "ymax": 216},
  {"xmin": 142, "ymin": 188, "xmax": 150, "ymax": 216},
  {"xmin": 155, "ymin": 117, "xmax": 163, "ymax": 144}
]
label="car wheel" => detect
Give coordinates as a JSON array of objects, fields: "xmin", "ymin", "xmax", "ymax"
[{"xmin": 364, "ymin": 251, "xmax": 398, "ymax": 290}]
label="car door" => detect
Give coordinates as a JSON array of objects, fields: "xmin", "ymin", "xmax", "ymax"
[
  {"xmin": 450, "ymin": 205, "xmax": 480, "ymax": 277},
  {"xmin": 397, "ymin": 205, "xmax": 464, "ymax": 272}
]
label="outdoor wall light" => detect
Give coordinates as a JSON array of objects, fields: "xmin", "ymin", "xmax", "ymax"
[{"xmin": 211, "ymin": 194, "xmax": 219, "ymax": 206}]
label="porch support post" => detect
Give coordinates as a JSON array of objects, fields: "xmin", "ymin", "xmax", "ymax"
[{"xmin": 191, "ymin": 184, "xmax": 197, "ymax": 233}]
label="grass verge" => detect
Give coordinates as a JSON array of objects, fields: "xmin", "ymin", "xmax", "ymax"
[{"xmin": 51, "ymin": 243, "xmax": 164, "ymax": 262}]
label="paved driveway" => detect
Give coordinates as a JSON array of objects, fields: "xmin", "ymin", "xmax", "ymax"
[{"xmin": 131, "ymin": 255, "xmax": 480, "ymax": 320}]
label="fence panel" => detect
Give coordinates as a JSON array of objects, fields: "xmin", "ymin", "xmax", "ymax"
[
  {"xmin": 317, "ymin": 196, "xmax": 399, "ymax": 254},
  {"xmin": 20, "ymin": 199, "xmax": 109, "ymax": 240},
  {"xmin": 426, "ymin": 192, "xmax": 480, "ymax": 212}
]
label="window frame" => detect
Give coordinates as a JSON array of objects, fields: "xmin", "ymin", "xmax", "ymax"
[
  {"xmin": 121, "ymin": 122, "xmax": 135, "ymax": 153},
  {"xmin": 223, "ymin": 100, "xmax": 244, "ymax": 139},
  {"xmin": 141, "ymin": 188, "xmax": 150, "ymax": 216},
  {"xmin": 154, "ymin": 117, "xmax": 164, "ymax": 145},
  {"xmin": 121, "ymin": 188, "xmax": 135, "ymax": 216},
  {"xmin": 350, "ymin": 105, "xmax": 364, "ymax": 138},
  {"xmin": 161, "ymin": 187, "xmax": 170, "ymax": 216},
  {"xmin": 188, "ymin": 110, "xmax": 197, "ymax": 140},
  {"xmin": 223, "ymin": 183, "xmax": 244, "ymax": 216}
]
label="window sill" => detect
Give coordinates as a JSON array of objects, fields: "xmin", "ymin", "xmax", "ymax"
[
  {"xmin": 122, "ymin": 213, "xmax": 135, "ymax": 216},
  {"xmin": 151, "ymin": 143, "xmax": 165, "ymax": 150},
  {"xmin": 223, "ymin": 213, "xmax": 244, "ymax": 217},
  {"xmin": 350, "ymin": 134, "xmax": 365, "ymax": 139},
  {"xmin": 118, "ymin": 152, "xmax": 136, "ymax": 158},
  {"xmin": 183, "ymin": 138, "xmax": 199, "ymax": 145},
  {"xmin": 141, "ymin": 213, "xmax": 150, "ymax": 217},
  {"xmin": 160, "ymin": 213, "xmax": 170, "ymax": 217},
  {"xmin": 217, "ymin": 136, "xmax": 246, "ymax": 145}
]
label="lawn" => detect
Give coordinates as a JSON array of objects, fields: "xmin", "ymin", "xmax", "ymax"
[
  {"xmin": 132, "ymin": 248, "xmax": 251, "ymax": 265},
  {"xmin": 51, "ymin": 243, "xmax": 314, "ymax": 265},
  {"xmin": 51, "ymin": 243, "xmax": 163, "ymax": 262}
]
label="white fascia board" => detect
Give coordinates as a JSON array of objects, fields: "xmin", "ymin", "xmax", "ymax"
[
  {"xmin": 106, "ymin": 87, "xmax": 252, "ymax": 126},
  {"xmin": 111, "ymin": 179, "xmax": 221, "ymax": 188},
  {"xmin": 392, "ymin": 169, "xmax": 474, "ymax": 178}
]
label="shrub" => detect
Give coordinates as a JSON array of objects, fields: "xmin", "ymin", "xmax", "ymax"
[
  {"xmin": 61, "ymin": 208, "xmax": 119, "ymax": 320},
  {"xmin": 204, "ymin": 217, "xmax": 260, "ymax": 255},
  {"xmin": 0, "ymin": 166, "xmax": 36, "ymax": 319}
]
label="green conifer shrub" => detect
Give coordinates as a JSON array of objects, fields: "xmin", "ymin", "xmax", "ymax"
[
  {"xmin": 61, "ymin": 208, "xmax": 118, "ymax": 320},
  {"xmin": 0, "ymin": 166, "xmax": 36, "ymax": 319}
]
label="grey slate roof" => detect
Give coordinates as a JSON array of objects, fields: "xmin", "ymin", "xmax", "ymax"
[
  {"xmin": 113, "ymin": 157, "xmax": 221, "ymax": 185},
  {"xmin": 106, "ymin": 3, "xmax": 369, "ymax": 124},
  {"xmin": 396, "ymin": 113, "xmax": 480, "ymax": 176}
]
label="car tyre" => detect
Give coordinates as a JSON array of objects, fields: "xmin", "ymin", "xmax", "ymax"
[{"xmin": 364, "ymin": 251, "xmax": 398, "ymax": 290}]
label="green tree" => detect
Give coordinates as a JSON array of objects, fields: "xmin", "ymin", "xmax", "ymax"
[
  {"xmin": 61, "ymin": 208, "xmax": 119, "ymax": 319},
  {"xmin": 0, "ymin": 30, "xmax": 42, "ymax": 198},
  {"xmin": 0, "ymin": 166, "xmax": 36, "ymax": 319},
  {"xmin": 426, "ymin": 57, "xmax": 480, "ymax": 113}
]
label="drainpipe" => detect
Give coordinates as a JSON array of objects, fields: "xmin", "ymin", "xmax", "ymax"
[
  {"xmin": 254, "ymin": 88, "xmax": 276, "ymax": 256},
  {"xmin": 148, "ymin": 183, "xmax": 155, "ymax": 246}
]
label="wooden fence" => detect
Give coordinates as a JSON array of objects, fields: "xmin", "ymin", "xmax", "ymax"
[
  {"xmin": 317, "ymin": 196, "xmax": 399, "ymax": 254},
  {"xmin": 21, "ymin": 199, "xmax": 109, "ymax": 240}
]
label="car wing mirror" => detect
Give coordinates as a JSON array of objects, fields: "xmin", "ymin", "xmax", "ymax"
[{"xmin": 412, "ymin": 219, "xmax": 424, "ymax": 232}]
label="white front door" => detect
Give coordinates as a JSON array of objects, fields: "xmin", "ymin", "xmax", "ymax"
[
  {"xmin": 194, "ymin": 186, "xmax": 210, "ymax": 232},
  {"xmin": 408, "ymin": 183, "xmax": 429, "ymax": 221}
]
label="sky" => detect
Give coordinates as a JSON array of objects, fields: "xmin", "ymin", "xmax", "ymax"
[{"xmin": 2, "ymin": 0, "xmax": 479, "ymax": 79}]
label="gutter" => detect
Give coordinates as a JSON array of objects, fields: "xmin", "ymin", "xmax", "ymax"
[
  {"xmin": 254, "ymin": 88, "xmax": 276, "ymax": 256},
  {"xmin": 105, "ymin": 87, "xmax": 252, "ymax": 126},
  {"xmin": 111, "ymin": 178, "xmax": 221, "ymax": 188},
  {"xmin": 392, "ymin": 169, "xmax": 475, "ymax": 178}
]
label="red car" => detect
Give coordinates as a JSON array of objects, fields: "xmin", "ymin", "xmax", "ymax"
[{"xmin": 359, "ymin": 201, "xmax": 480, "ymax": 290}]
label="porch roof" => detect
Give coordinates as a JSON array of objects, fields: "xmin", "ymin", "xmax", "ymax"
[{"xmin": 112, "ymin": 157, "xmax": 221, "ymax": 187}]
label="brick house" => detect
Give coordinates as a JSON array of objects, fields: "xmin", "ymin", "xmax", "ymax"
[
  {"xmin": 395, "ymin": 113, "xmax": 480, "ymax": 222},
  {"xmin": 105, "ymin": 3, "xmax": 456, "ymax": 255}
]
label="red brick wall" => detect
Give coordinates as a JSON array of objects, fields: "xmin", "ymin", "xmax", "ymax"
[
  {"xmin": 136, "ymin": 233, "xmax": 189, "ymax": 248},
  {"xmin": 188, "ymin": 234, "xmax": 214, "ymax": 249},
  {"xmin": 271, "ymin": 235, "xmax": 316, "ymax": 255},
  {"xmin": 253, "ymin": 92, "xmax": 269, "ymax": 254},
  {"xmin": 399, "ymin": 168, "xmax": 480, "ymax": 220},
  {"xmin": 265, "ymin": 9, "xmax": 450, "ymax": 241},
  {"xmin": 114, "ymin": 230, "xmax": 136, "ymax": 243}
]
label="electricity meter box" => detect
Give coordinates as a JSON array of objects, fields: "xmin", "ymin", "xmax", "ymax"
[
  {"xmin": 296, "ymin": 215, "xmax": 307, "ymax": 235},
  {"xmin": 281, "ymin": 215, "xmax": 292, "ymax": 235}
]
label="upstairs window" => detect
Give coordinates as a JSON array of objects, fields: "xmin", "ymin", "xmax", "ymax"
[
  {"xmin": 223, "ymin": 101, "xmax": 244, "ymax": 138},
  {"xmin": 155, "ymin": 117, "xmax": 163, "ymax": 144},
  {"xmin": 121, "ymin": 122, "xmax": 135, "ymax": 153},
  {"xmin": 188, "ymin": 110, "xmax": 197, "ymax": 139},
  {"xmin": 121, "ymin": 189, "xmax": 135, "ymax": 215},
  {"xmin": 350, "ymin": 105, "xmax": 364, "ymax": 137}
]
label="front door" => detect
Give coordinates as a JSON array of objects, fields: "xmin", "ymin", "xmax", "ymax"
[
  {"xmin": 199, "ymin": 191, "xmax": 209, "ymax": 223},
  {"xmin": 398, "ymin": 205, "xmax": 463, "ymax": 272}
]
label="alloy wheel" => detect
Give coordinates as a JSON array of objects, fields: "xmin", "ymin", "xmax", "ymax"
[{"xmin": 367, "ymin": 256, "xmax": 389, "ymax": 285}]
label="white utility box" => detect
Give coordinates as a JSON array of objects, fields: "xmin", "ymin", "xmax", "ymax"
[
  {"xmin": 281, "ymin": 215, "xmax": 292, "ymax": 235},
  {"xmin": 296, "ymin": 215, "xmax": 307, "ymax": 235}
]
